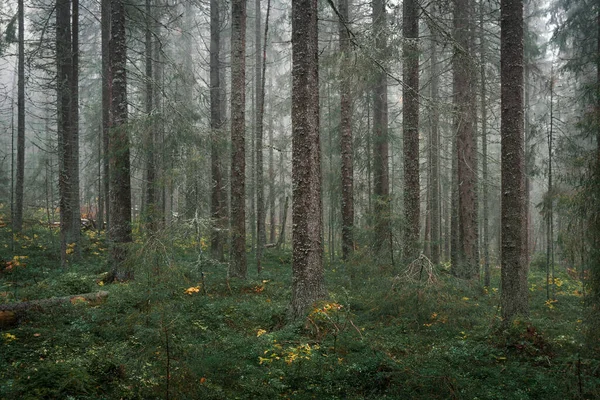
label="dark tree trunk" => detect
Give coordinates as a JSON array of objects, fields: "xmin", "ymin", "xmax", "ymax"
[
  {"xmin": 144, "ymin": 0, "xmax": 156, "ymax": 233},
  {"xmin": 402, "ymin": 0, "xmax": 420, "ymax": 261},
  {"xmin": 71, "ymin": 0, "xmax": 81, "ymax": 254},
  {"xmin": 453, "ymin": 0, "xmax": 477, "ymax": 279},
  {"xmin": 268, "ymin": 79, "xmax": 276, "ymax": 244},
  {"xmin": 255, "ymin": 0, "xmax": 270, "ymax": 273},
  {"xmin": 108, "ymin": 0, "xmax": 133, "ymax": 281},
  {"xmin": 56, "ymin": 0, "xmax": 74, "ymax": 266},
  {"xmin": 480, "ymin": 0, "xmax": 490, "ymax": 287},
  {"xmin": 210, "ymin": 0, "xmax": 225, "ymax": 260},
  {"xmin": 500, "ymin": 0, "xmax": 528, "ymax": 321},
  {"xmin": 372, "ymin": 0, "xmax": 390, "ymax": 258},
  {"xmin": 230, "ymin": 0, "xmax": 248, "ymax": 279},
  {"xmin": 430, "ymin": 15, "xmax": 440, "ymax": 266},
  {"xmin": 290, "ymin": 0, "xmax": 326, "ymax": 319},
  {"xmin": 339, "ymin": 0, "xmax": 354, "ymax": 261},
  {"xmin": 15, "ymin": 0, "xmax": 25, "ymax": 232},
  {"xmin": 101, "ymin": 0, "xmax": 110, "ymax": 232}
]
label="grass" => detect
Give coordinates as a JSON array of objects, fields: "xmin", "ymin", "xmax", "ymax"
[{"xmin": 0, "ymin": 219, "xmax": 599, "ymax": 399}]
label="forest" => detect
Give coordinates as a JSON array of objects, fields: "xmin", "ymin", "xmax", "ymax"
[{"xmin": 0, "ymin": 0, "xmax": 599, "ymax": 398}]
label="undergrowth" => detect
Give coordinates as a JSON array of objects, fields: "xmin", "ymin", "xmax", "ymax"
[{"xmin": 0, "ymin": 217, "xmax": 598, "ymax": 399}]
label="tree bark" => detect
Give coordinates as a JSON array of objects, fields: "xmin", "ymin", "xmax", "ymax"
[
  {"xmin": 480, "ymin": 0, "xmax": 490, "ymax": 287},
  {"xmin": 372, "ymin": 0, "xmax": 390, "ymax": 258},
  {"xmin": 108, "ymin": 0, "xmax": 133, "ymax": 281},
  {"xmin": 144, "ymin": 0, "xmax": 157, "ymax": 233},
  {"xmin": 430, "ymin": 13, "xmax": 440, "ymax": 266},
  {"xmin": 101, "ymin": 0, "xmax": 110, "ymax": 232},
  {"xmin": 230, "ymin": 0, "xmax": 248, "ymax": 279},
  {"xmin": 210, "ymin": 0, "xmax": 225, "ymax": 261},
  {"xmin": 453, "ymin": 0, "xmax": 478, "ymax": 279},
  {"xmin": 56, "ymin": 0, "xmax": 74, "ymax": 267},
  {"xmin": 339, "ymin": 0, "xmax": 354, "ymax": 261},
  {"xmin": 402, "ymin": 0, "xmax": 420, "ymax": 261},
  {"xmin": 290, "ymin": 0, "xmax": 326, "ymax": 319},
  {"xmin": 500, "ymin": 0, "xmax": 528, "ymax": 321},
  {"xmin": 15, "ymin": 0, "xmax": 25, "ymax": 233},
  {"xmin": 71, "ymin": 0, "xmax": 81, "ymax": 255}
]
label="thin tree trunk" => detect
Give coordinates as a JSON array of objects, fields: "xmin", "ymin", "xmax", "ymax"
[
  {"xmin": 500, "ymin": 0, "xmax": 528, "ymax": 321},
  {"xmin": 71, "ymin": 0, "xmax": 81, "ymax": 254},
  {"xmin": 339, "ymin": 0, "xmax": 354, "ymax": 261},
  {"xmin": 230, "ymin": 0, "xmax": 248, "ymax": 279},
  {"xmin": 268, "ymin": 77, "xmax": 276, "ymax": 244},
  {"xmin": 290, "ymin": 0, "xmax": 326, "ymax": 319},
  {"xmin": 15, "ymin": 0, "xmax": 25, "ymax": 232},
  {"xmin": 372, "ymin": 0, "xmax": 390, "ymax": 258},
  {"xmin": 403, "ymin": 0, "xmax": 420, "ymax": 261},
  {"xmin": 430, "ymin": 15, "xmax": 440, "ymax": 266},
  {"xmin": 256, "ymin": 0, "xmax": 270, "ymax": 273},
  {"xmin": 480, "ymin": 0, "xmax": 490, "ymax": 287},
  {"xmin": 101, "ymin": 0, "xmax": 110, "ymax": 232},
  {"xmin": 144, "ymin": 0, "xmax": 156, "ymax": 232}
]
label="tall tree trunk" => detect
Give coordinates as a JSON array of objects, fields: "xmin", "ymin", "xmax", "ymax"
[
  {"xmin": 101, "ymin": 0, "xmax": 110, "ymax": 232},
  {"xmin": 57, "ymin": 0, "xmax": 73, "ymax": 266},
  {"xmin": 268, "ymin": 78, "xmax": 276, "ymax": 244},
  {"xmin": 402, "ymin": 0, "xmax": 420, "ymax": 261},
  {"xmin": 480, "ymin": 0, "xmax": 490, "ymax": 287},
  {"xmin": 210, "ymin": 0, "xmax": 225, "ymax": 260},
  {"xmin": 230, "ymin": 0, "xmax": 248, "ymax": 279},
  {"xmin": 500, "ymin": 0, "xmax": 528, "ymax": 321},
  {"xmin": 71, "ymin": 0, "xmax": 81, "ymax": 254},
  {"xmin": 290, "ymin": 0, "xmax": 326, "ymax": 319},
  {"xmin": 144, "ymin": 0, "xmax": 156, "ymax": 232},
  {"xmin": 453, "ymin": 0, "xmax": 477, "ymax": 279},
  {"xmin": 108, "ymin": 0, "xmax": 133, "ymax": 281},
  {"xmin": 255, "ymin": 0, "xmax": 270, "ymax": 273},
  {"xmin": 339, "ymin": 0, "xmax": 354, "ymax": 261},
  {"xmin": 372, "ymin": 0, "xmax": 390, "ymax": 258},
  {"xmin": 15, "ymin": 0, "xmax": 25, "ymax": 233},
  {"xmin": 430, "ymin": 15, "xmax": 440, "ymax": 266}
]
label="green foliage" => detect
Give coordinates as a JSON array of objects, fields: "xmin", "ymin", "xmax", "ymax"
[{"xmin": 1, "ymin": 221, "xmax": 599, "ymax": 399}]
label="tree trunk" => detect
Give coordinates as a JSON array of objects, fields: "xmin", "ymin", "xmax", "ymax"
[
  {"xmin": 71, "ymin": 0, "xmax": 81, "ymax": 255},
  {"xmin": 402, "ymin": 0, "xmax": 420, "ymax": 261},
  {"xmin": 290, "ymin": 0, "xmax": 326, "ymax": 319},
  {"xmin": 15, "ymin": 0, "xmax": 25, "ymax": 233},
  {"xmin": 500, "ymin": 0, "xmax": 528, "ymax": 321},
  {"xmin": 268, "ymin": 78, "xmax": 276, "ymax": 244},
  {"xmin": 255, "ymin": 0, "xmax": 270, "ymax": 273},
  {"xmin": 108, "ymin": 0, "xmax": 133, "ymax": 281},
  {"xmin": 480, "ymin": 0, "xmax": 490, "ymax": 287},
  {"xmin": 429, "ymin": 14, "xmax": 440, "ymax": 266},
  {"xmin": 453, "ymin": 0, "xmax": 477, "ymax": 279},
  {"xmin": 56, "ymin": 0, "xmax": 74, "ymax": 267},
  {"xmin": 210, "ymin": 0, "xmax": 225, "ymax": 260},
  {"xmin": 372, "ymin": 0, "xmax": 390, "ymax": 258},
  {"xmin": 101, "ymin": 0, "xmax": 110, "ymax": 232},
  {"xmin": 144, "ymin": 0, "xmax": 157, "ymax": 233},
  {"xmin": 339, "ymin": 0, "xmax": 354, "ymax": 261},
  {"xmin": 230, "ymin": 0, "xmax": 248, "ymax": 279}
]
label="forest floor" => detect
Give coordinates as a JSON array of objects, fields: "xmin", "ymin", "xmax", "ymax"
[{"xmin": 0, "ymin": 215, "xmax": 598, "ymax": 399}]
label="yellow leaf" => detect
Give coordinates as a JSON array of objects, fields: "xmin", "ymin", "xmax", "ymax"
[{"xmin": 257, "ymin": 329, "xmax": 267, "ymax": 337}]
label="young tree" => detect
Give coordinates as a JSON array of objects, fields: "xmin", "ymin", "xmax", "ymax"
[
  {"xmin": 230, "ymin": 0, "xmax": 247, "ymax": 279},
  {"xmin": 290, "ymin": 0, "xmax": 326, "ymax": 319},
  {"xmin": 107, "ymin": 0, "xmax": 133, "ymax": 281},
  {"xmin": 144, "ymin": 0, "xmax": 157, "ymax": 232},
  {"xmin": 429, "ymin": 8, "xmax": 441, "ymax": 266},
  {"xmin": 339, "ymin": 0, "xmax": 354, "ymax": 260},
  {"xmin": 402, "ymin": 0, "xmax": 420, "ymax": 261},
  {"xmin": 500, "ymin": 0, "xmax": 528, "ymax": 321}
]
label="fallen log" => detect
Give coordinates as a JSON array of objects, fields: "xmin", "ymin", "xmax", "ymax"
[{"xmin": 0, "ymin": 291, "xmax": 108, "ymax": 314}]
